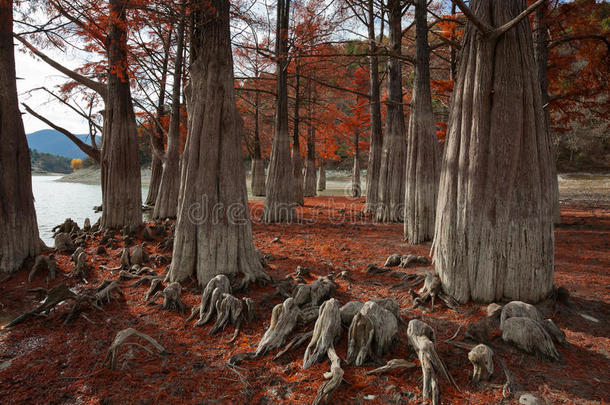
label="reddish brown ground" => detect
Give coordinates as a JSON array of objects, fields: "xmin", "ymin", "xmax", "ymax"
[{"xmin": 0, "ymin": 197, "xmax": 608, "ymax": 404}]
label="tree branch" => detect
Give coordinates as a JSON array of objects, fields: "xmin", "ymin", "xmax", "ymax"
[
  {"xmin": 450, "ymin": 0, "xmax": 493, "ymax": 35},
  {"xmin": 22, "ymin": 103, "xmax": 101, "ymax": 163},
  {"xmin": 14, "ymin": 34, "xmax": 107, "ymax": 99},
  {"xmin": 492, "ymin": 0, "xmax": 546, "ymax": 38}
]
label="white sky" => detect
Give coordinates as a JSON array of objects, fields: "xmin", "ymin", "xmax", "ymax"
[{"xmin": 15, "ymin": 44, "xmax": 92, "ymax": 135}]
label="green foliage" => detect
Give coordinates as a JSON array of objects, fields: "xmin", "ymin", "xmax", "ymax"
[{"xmin": 30, "ymin": 149, "xmax": 72, "ymax": 174}]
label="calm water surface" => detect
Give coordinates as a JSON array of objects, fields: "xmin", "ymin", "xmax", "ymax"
[{"xmin": 32, "ymin": 176, "xmax": 148, "ymax": 245}]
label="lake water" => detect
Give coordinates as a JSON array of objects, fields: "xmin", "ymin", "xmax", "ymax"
[{"xmin": 32, "ymin": 176, "xmax": 149, "ymax": 245}]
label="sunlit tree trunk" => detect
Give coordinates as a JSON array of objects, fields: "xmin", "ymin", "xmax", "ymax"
[
  {"xmin": 101, "ymin": 0, "xmax": 142, "ymax": 229},
  {"xmin": 364, "ymin": 0, "xmax": 383, "ymax": 213},
  {"xmin": 376, "ymin": 0, "xmax": 407, "ymax": 222},
  {"xmin": 0, "ymin": 0, "xmax": 41, "ymax": 273},
  {"xmin": 404, "ymin": 0, "xmax": 440, "ymax": 244},
  {"xmin": 167, "ymin": 0, "xmax": 267, "ymax": 287},
  {"xmin": 433, "ymin": 0, "xmax": 555, "ymax": 303},
  {"xmin": 317, "ymin": 160, "xmax": 326, "ymax": 191},
  {"xmin": 154, "ymin": 2, "xmax": 186, "ymax": 219},
  {"xmin": 533, "ymin": 1, "xmax": 561, "ymax": 225},
  {"xmin": 263, "ymin": 0, "xmax": 296, "ymax": 222}
]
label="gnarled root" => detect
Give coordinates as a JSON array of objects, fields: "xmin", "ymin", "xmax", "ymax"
[
  {"xmin": 144, "ymin": 278, "xmax": 164, "ymax": 301},
  {"xmin": 273, "ymin": 331, "xmax": 314, "ymax": 361},
  {"xmin": 209, "ymin": 294, "xmax": 255, "ymax": 342},
  {"xmin": 68, "ymin": 251, "xmax": 88, "ymax": 279},
  {"xmin": 293, "ymin": 276, "xmax": 337, "ymax": 307},
  {"xmin": 468, "ymin": 344, "xmax": 494, "ymax": 383},
  {"xmin": 366, "ymin": 359, "xmax": 417, "ymax": 375},
  {"xmin": 312, "ymin": 346, "xmax": 343, "ymax": 405},
  {"xmin": 188, "ymin": 275, "xmax": 232, "ymax": 326},
  {"xmin": 500, "ymin": 317, "xmax": 560, "ymax": 361},
  {"xmin": 346, "ymin": 301, "xmax": 398, "ymax": 365},
  {"xmin": 340, "ymin": 301, "xmax": 363, "ymax": 325},
  {"xmin": 6, "ymin": 284, "xmax": 77, "ymax": 327},
  {"xmin": 130, "ymin": 244, "xmax": 146, "ymax": 266},
  {"xmin": 303, "ymin": 299, "xmax": 342, "ymax": 369},
  {"xmin": 147, "ymin": 282, "xmax": 185, "ymax": 313},
  {"xmin": 94, "ymin": 280, "xmax": 125, "ymax": 307},
  {"xmin": 256, "ymin": 297, "xmax": 301, "ymax": 356},
  {"xmin": 407, "ymin": 319, "xmax": 459, "ymax": 405},
  {"xmin": 54, "ymin": 232, "xmax": 75, "ymax": 253},
  {"xmin": 412, "ymin": 272, "xmax": 458, "ymax": 311},
  {"xmin": 29, "ymin": 255, "xmax": 57, "ymax": 282},
  {"xmin": 103, "ymin": 328, "xmax": 167, "ymax": 370},
  {"xmin": 500, "ymin": 301, "xmax": 542, "ymax": 329}
]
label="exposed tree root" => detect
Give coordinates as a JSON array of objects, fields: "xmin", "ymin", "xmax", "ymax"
[
  {"xmin": 500, "ymin": 317, "xmax": 560, "ymax": 361},
  {"xmin": 384, "ymin": 253, "xmax": 430, "ymax": 267},
  {"xmin": 103, "ymin": 328, "xmax": 167, "ymax": 370},
  {"xmin": 312, "ymin": 346, "xmax": 343, "ymax": 405},
  {"xmin": 346, "ymin": 312, "xmax": 374, "ymax": 366},
  {"xmin": 209, "ymin": 294, "xmax": 255, "ymax": 343},
  {"xmin": 468, "ymin": 344, "xmax": 494, "ymax": 383},
  {"xmin": 498, "ymin": 357, "xmax": 521, "ymax": 399},
  {"xmin": 407, "ymin": 319, "xmax": 459, "ymax": 405},
  {"xmin": 292, "ymin": 276, "xmax": 337, "ymax": 307},
  {"xmin": 144, "ymin": 278, "xmax": 164, "ymax": 301},
  {"xmin": 6, "ymin": 284, "xmax": 78, "ymax": 327},
  {"xmin": 187, "ymin": 275, "xmax": 232, "ymax": 326},
  {"xmin": 339, "ymin": 301, "xmax": 363, "ymax": 325},
  {"xmin": 54, "ymin": 232, "xmax": 75, "ymax": 253},
  {"xmin": 28, "ymin": 255, "xmax": 57, "ymax": 282},
  {"xmin": 303, "ymin": 299, "xmax": 342, "ymax": 369},
  {"xmin": 500, "ymin": 301, "xmax": 542, "ymax": 329},
  {"xmin": 411, "ymin": 272, "xmax": 458, "ymax": 311},
  {"xmin": 274, "ymin": 275, "xmax": 295, "ymax": 298},
  {"xmin": 366, "ymin": 358, "xmax": 417, "ymax": 375},
  {"xmin": 273, "ymin": 331, "xmax": 314, "ymax": 361},
  {"xmin": 94, "ymin": 280, "xmax": 125, "ymax": 307},
  {"xmin": 346, "ymin": 301, "xmax": 399, "ymax": 365},
  {"xmin": 147, "ymin": 282, "xmax": 185, "ymax": 313},
  {"xmin": 68, "ymin": 251, "xmax": 88, "ymax": 279},
  {"xmin": 256, "ymin": 297, "xmax": 301, "ymax": 356}
]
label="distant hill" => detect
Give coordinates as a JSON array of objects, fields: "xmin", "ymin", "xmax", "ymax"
[
  {"xmin": 30, "ymin": 149, "xmax": 72, "ymax": 174},
  {"xmin": 26, "ymin": 129, "xmax": 100, "ymax": 159}
]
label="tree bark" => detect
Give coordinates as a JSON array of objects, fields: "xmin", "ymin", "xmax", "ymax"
[
  {"xmin": 101, "ymin": 0, "xmax": 142, "ymax": 229},
  {"xmin": 404, "ymin": 0, "xmax": 441, "ymax": 244},
  {"xmin": 154, "ymin": 2, "xmax": 186, "ymax": 219},
  {"xmin": 533, "ymin": 2, "xmax": 560, "ymax": 225},
  {"xmin": 317, "ymin": 160, "xmax": 326, "ymax": 191},
  {"xmin": 263, "ymin": 0, "xmax": 296, "ymax": 222},
  {"xmin": 376, "ymin": 0, "xmax": 407, "ymax": 222},
  {"xmin": 364, "ymin": 0, "xmax": 383, "ymax": 213},
  {"xmin": 303, "ymin": 83, "xmax": 317, "ymax": 197},
  {"xmin": 146, "ymin": 155, "xmax": 163, "ymax": 205},
  {"xmin": 292, "ymin": 62, "xmax": 304, "ymax": 206},
  {"xmin": 251, "ymin": 91, "xmax": 266, "ymax": 196},
  {"xmin": 0, "ymin": 0, "xmax": 41, "ymax": 273},
  {"xmin": 352, "ymin": 129, "xmax": 361, "ymax": 197},
  {"xmin": 433, "ymin": 0, "xmax": 555, "ymax": 303},
  {"xmin": 166, "ymin": 0, "xmax": 267, "ymax": 287}
]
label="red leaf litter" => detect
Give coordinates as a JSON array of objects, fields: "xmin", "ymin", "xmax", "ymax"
[{"xmin": 1, "ymin": 197, "xmax": 608, "ymax": 404}]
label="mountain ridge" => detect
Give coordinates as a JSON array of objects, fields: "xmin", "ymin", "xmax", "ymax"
[{"xmin": 26, "ymin": 129, "xmax": 100, "ymax": 159}]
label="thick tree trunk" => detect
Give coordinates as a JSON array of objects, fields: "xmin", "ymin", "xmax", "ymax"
[
  {"xmin": 352, "ymin": 129, "xmax": 361, "ymax": 197},
  {"xmin": 166, "ymin": 0, "xmax": 267, "ymax": 287},
  {"xmin": 533, "ymin": 2, "xmax": 561, "ymax": 225},
  {"xmin": 263, "ymin": 0, "xmax": 296, "ymax": 222},
  {"xmin": 376, "ymin": 0, "xmax": 407, "ymax": 222},
  {"xmin": 101, "ymin": 0, "xmax": 142, "ymax": 229},
  {"xmin": 433, "ymin": 0, "xmax": 555, "ymax": 303},
  {"xmin": 154, "ymin": 3, "xmax": 186, "ymax": 219},
  {"xmin": 404, "ymin": 0, "xmax": 440, "ymax": 244},
  {"xmin": 317, "ymin": 160, "xmax": 326, "ymax": 192},
  {"xmin": 364, "ymin": 0, "xmax": 383, "ymax": 213},
  {"xmin": 292, "ymin": 63, "xmax": 304, "ymax": 206},
  {"xmin": 0, "ymin": 0, "xmax": 41, "ymax": 273},
  {"xmin": 251, "ymin": 92, "xmax": 266, "ymax": 196},
  {"xmin": 145, "ymin": 155, "xmax": 163, "ymax": 205}
]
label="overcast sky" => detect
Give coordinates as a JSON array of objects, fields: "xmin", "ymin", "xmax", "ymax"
[{"xmin": 15, "ymin": 45, "xmax": 91, "ymax": 135}]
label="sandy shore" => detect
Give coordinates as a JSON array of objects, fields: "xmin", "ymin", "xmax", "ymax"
[{"xmin": 56, "ymin": 167, "xmax": 152, "ymax": 185}]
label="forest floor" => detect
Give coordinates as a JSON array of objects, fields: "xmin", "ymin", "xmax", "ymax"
[{"xmin": 0, "ymin": 194, "xmax": 608, "ymax": 404}]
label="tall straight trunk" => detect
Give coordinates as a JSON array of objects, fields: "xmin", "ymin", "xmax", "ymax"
[
  {"xmin": 0, "ymin": 0, "xmax": 41, "ymax": 273},
  {"xmin": 352, "ymin": 129, "xmax": 361, "ymax": 197},
  {"xmin": 404, "ymin": 0, "xmax": 440, "ymax": 244},
  {"xmin": 167, "ymin": 0, "xmax": 267, "ymax": 287},
  {"xmin": 263, "ymin": 0, "xmax": 295, "ymax": 222},
  {"xmin": 433, "ymin": 0, "xmax": 555, "ymax": 303},
  {"xmin": 317, "ymin": 160, "xmax": 326, "ymax": 191},
  {"xmin": 251, "ymin": 91, "xmax": 266, "ymax": 196},
  {"xmin": 533, "ymin": 2, "xmax": 561, "ymax": 225},
  {"xmin": 145, "ymin": 30, "xmax": 172, "ymax": 206},
  {"xmin": 303, "ymin": 81, "xmax": 316, "ymax": 197},
  {"xmin": 101, "ymin": 0, "xmax": 142, "ymax": 229},
  {"xmin": 450, "ymin": 2, "xmax": 457, "ymax": 80},
  {"xmin": 376, "ymin": 0, "xmax": 407, "ymax": 222},
  {"xmin": 292, "ymin": 62, "xmax": 304, "ymax": 205},
  {"xmin": 364, "ymin": 0, "xmax": 383, "ymax": 213},
  {"xmin": 154, "ymin": 2, "xmax": 186, "ymax": 219}
]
